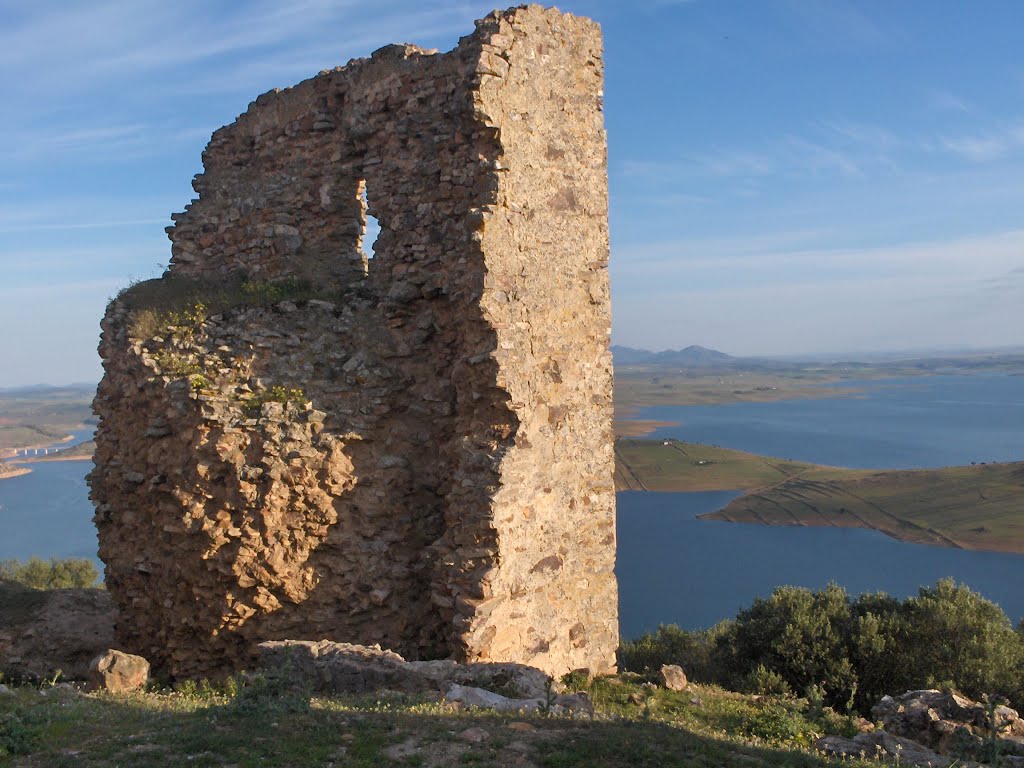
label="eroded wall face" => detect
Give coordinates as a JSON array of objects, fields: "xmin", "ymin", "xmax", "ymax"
[
  {"xmin": 461, "ymin": 10, "xmax": 618, "ymax": 674},
  {"xmin": 91, "ymin": 5, "xmax": 617, "ymax": 680}
]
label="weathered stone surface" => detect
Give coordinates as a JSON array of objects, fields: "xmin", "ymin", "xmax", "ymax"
[
  {"xmin": 91, "ymin": 5, "xmax": 616, "ymax": 681},
  {"xmin": 871, "ymin": 689, "xmax": 1024, "ymax": 761},
  {"xmin": 0, "ymin": 586, "xmax": 116, "ymax": 682},
  {"xmin": 816, "ymin": 732, "xmax": 968, "ymax": 767},
  {"xmin": 89, "ymin": 649, "xmax": 150, "ymax": 692},
  {"xmin": 820, "ymin": 689, "xmax": 1024, "ymax": 767},
  {"xmin": 658, "ymin": 664, "xmax": 687, "ymax": 691},
  {"xmin": 445, "ymin": 683, "xmax": 593, "ymax": 716},
  {"xmin": 259, "ymin": 639, "xmax": 555, "ymax": 701}
]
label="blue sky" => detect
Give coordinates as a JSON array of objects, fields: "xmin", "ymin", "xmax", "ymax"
[{"xmin": 2, "ymin": 1, "xmax": 1023, "ymax": 386}]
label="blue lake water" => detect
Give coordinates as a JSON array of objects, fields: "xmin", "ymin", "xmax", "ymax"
[
  {"xmin": 635, "ymin": 375, "xmax": 1022, "ymax": 469},
  {"xmin": 0, "ymin": 427, "xmax": 98, "ymax": 568},
  {"xmin": 617, "ymin": 374, "xmax": 1024, "ymax": 638}
]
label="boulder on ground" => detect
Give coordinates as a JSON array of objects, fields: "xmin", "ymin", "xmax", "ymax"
[
  {"xmin": 89, "ymin": 649, "xmax": 150, "ymax": 692},
  {"xmin": 658, "ymin": 664, "xmax": 687, "ymax": 691}
]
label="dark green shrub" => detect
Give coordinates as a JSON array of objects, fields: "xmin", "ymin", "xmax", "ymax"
[
  {"xmin": 225, "ymin": 670, "xmax": 310, "ymax": 716},
  {"xmin": 899, "ymin": 579, "xmax": 1024, "ymax": 705},
  {"xmin": 705, "ymin": 579, "xmax": 1024, "ymax": 715},
  {"xmin": 0, "ymin": 556, "xmax": 100, "ymax": 589},
  {"xmin": 618, "ymin": 621, "xmax": 730, "ymax": 683},
  {"xmin": 740, "ymin": 664, "xmax": 792, "ymax": 697},
  {"xmin": 717, "ymin": 583, "xmax": 857, "ymax": 710}
]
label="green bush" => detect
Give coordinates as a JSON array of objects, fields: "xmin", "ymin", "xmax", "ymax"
[
  {"xmin": 740, "ymin": 664, "xmax": 792, "ymax": 697},
  {"xmin": 718, "ymin": 583, "xmax": 857, "ymax": 710},
  {"xmin": 0, "ymin": 557, "xmax": 100, "ymax": 590},
  {"xmin": 618, "ymin": 579, "xmax": 1024, "ymax": 716},
  {"xmin": 899, "ymin": 579, "xmax": 1024, "ymax": 704},
  {"xmin": 618, "ymin": 621, "xmax": 729, "ymax": 683},
  {"xmin": 742, "ymin": 704, "xmax": 815, "ymax": 747}
]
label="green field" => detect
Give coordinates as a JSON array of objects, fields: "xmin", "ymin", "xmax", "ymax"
[
  {"xmin": 615, "ymin": 438, "xmax": 1024, "ymax": 554},
  {"xmin": 614, "ymin": 439, "xmax": 869, "ymax": 493}
]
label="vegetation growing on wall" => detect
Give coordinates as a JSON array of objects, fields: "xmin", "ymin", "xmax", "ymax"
[{"xmin": 116, "ymin": 274, "xmax": 347, "ymax": 341}]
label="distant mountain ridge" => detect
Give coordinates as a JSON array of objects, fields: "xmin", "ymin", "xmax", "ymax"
[{"xmin": 612, "ymin": 345, "xmax": 735, "ymax": 366}]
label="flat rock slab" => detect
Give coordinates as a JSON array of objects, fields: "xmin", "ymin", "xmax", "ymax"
[{"xmin": 258, "ymin": 640, "xmax": 559, "ymax": 700}]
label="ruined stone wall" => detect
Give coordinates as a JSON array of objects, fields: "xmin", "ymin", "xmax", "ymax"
[{"xmin": 91, "ymin": 5, "xmax": 617, "ymax": 680}]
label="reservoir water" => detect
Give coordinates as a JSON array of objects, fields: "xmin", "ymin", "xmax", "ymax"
[
  {"xmin": 618, "ymin": 374, "xmax": 1024, "ymax": 637},
  {"xmin": 1, "ymin": 376, "xmax": 1021, "ymax": 637},
  {"xmin": 0, "ymin": 427, "xmax": 98, "ymax": 568},
  {"xmin": 634, "ymin": 374, "xmax": 1022, "ymax": 469}
]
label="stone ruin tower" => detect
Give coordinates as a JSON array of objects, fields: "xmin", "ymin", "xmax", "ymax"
[{"xmin": 90, "ymin": 5, "xmax": 617, "ymax": 679}]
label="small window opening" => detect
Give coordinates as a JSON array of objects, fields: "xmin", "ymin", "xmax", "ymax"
[{"xmin": 358, "ymin": 180, "xmax": 380, "ymax": 267}]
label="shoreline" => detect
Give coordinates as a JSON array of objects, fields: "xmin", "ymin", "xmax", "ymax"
[
  {"xmin": 615, "ymin": 435, "xmax": 1024, "ymax": 556},
  {"xmin": 0, "ymin": 453, "xmax": 93, "ymax": 481},
  {"xmin": 694, "ymin": 511, "xmax": 1024, "ymax": 556},
  {"xmin": 614, "ymin": 418, "xmax": 679, "ymax": 438},
  {"xmin": 696, "ymin": 461, "xmax": 1024, "ymax": 556},
  {"xmin": 19, "ymin": 454, "xmax": 93, "ymax": 465},
  {"xmin": 0, "ymin": 466, "xmax": 32, "ymax": 480}
]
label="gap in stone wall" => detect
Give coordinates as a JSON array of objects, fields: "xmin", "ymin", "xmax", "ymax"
[{"xmin": 358, "ymin": 180, "xmax": 379, "ymax": 266}]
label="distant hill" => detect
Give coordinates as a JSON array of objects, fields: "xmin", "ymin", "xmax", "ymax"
[
  {"xmin": 0, "ymin": 383, "xmax": 96, "ymax": 396},
  {"xmin": 612, "ymin": 345, "xmax": 735, "ymax": 367}
]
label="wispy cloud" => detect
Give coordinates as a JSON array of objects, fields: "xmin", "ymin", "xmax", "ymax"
[
  {"xmin": 783, "ymin": 136, "xmax": 864, "ymax": 178},
  {"xmin": 0, "ymin": 198, "xmax": 175, "ymax": 232},
  {"xmin": 819, "ymin": 120, "xmax": 901, "ymax": 154},
  {"xmin": 926, "ymin": 88, "xmax": 973, "ymax": 114},
  {"xmin": 780, "ymin": 0, "xmax": 892, "ymax": 47},
  {"xmin": 614, "ymin": 228, "xmax": 1024, "ymax": 285},
  {"xmin": 2, "ymin": 124, "xmax": 149, "ymax": 162},
  {"xmin": 937, "ymin": 123, "xmax": 1024, "ymax": 162}
]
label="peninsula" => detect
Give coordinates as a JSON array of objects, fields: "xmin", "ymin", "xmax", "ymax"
[{"xmin": 615, "ymin": 438, "xmax": 1024, "ymax": 555}]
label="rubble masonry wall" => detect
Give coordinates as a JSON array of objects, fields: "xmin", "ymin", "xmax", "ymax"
[{"xmin": 90, "ymin": 5, "xmax": 617, "ymax": 679}]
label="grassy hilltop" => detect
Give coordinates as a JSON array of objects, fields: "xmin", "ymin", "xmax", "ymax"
[{"xmin": 0, "ymin": 670, "xmax": 882, "ymax": 767}]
